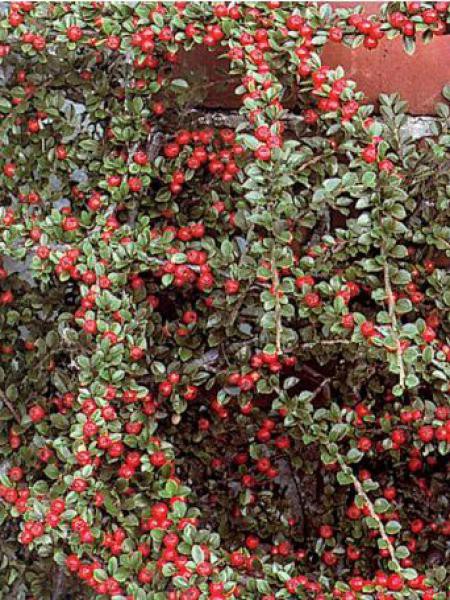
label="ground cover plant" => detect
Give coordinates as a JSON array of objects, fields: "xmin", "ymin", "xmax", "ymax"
[{"xmin": 0, "ymin": 1, "xmax": 449, "ymax": 599}]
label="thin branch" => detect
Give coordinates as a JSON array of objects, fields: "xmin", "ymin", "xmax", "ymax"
[
  {"xmin": 383, "ymin": 260, "xmax": 406, "ymax": 389},
  {"xmin": 297, "ymin": 153, "xmax": 327, "ymax": 173},
  {"xmin": 435, "ymin": 236, "xmax": 450, "ymax": 251},
  {"xmin": 310, "ymin": 377, "xmax": 331, "ymax": 402},
  {"xmin": 336, "ymin": 454, "xmax": 402, "ymax": 572},
  {"xmin": 300, "ymin": 364, "xmax": 326, "ymax": 382},
  {"xmin": 271, "ymin": 247, "xmax": 282, "ymax": 355},
  {"xmin": 227, "ymin": 280, "xmax": 252, "ymax": 332},
  {"xmin": 51, "ymin": 567, "xmax": 66, "ymax": 600},
  {"xmin": 284, "ymin": 455, "xmax": 306, "ymax": 540},
  {"xmin": 0, "ymin": 389, "xmax": 20, "ymax": 423},
  {"xmin": 227, "ymin": 223, "xmax": 255, "ymax": 330},
  {"xmin": 299, "ymin": 339, "xmax": 353, "ymax": 348}
]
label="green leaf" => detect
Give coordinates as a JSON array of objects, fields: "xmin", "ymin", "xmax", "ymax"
[
  {"xmin": 44, "ymin": 465, "xmax": 60, "ymax": 480},
  {"xmin": 191, "ymin": 545, "xmax": 204, "ymax": 564},
  {"xmin": 240, "ymin": 135, "xmax": 260, "ymax": 151},
  {"xmin": 346, "ymin": 448, "xmax": 363, "ymax": 463},
  {"xmin": 385, "ymin": 520, "xmax": 401, "ymax": 535},
  {"xmin": 405, "ymin": 373, "xmax": 419, "ymax": 389},
  {"xmin": 337, "ymin": 471, "xmax": 353, "ymax": 486},
  {"xmin": 442, "ymin": 84, "xmax": 450, "ymax": 102},
  {"xmin": 323, "ymin": 178, "xmax": 341, "ymax": 193},
  {"xmin": 6, "ymin": 385, "xmax": 18, "ymax": 402},
  {"xmin": 329, "ymin": 424, "xmax": 349, "ymax": 442},
  {"xmin": 402, "ymin": 568, "xmax": 418, "ymax": 580},
  {"xmin": 171, "ymin": 79, "xmax": 189, "ymax": 89},
  {"xmin": 403, "ymin": 36, "xmax": 416, "ymax": 56},
  {"xmin": 0, "ymin": 97, "xmax": 12, "ymax": 113},
  {"xmin": 374, "ymin": 498, "xmax": 390, "ymax": 514}
]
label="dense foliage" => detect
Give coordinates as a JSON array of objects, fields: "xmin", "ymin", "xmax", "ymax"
[{"xmin": 0, "ymin": 2, "xmax": 449, "ymax": 599}]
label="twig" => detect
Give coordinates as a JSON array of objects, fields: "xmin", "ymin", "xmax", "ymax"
[
  {"xmin": 383, "ymin": 260, "xmax": 405, "ymax": 389},
  {"xmin": 271, "ymin": 247, "xmax": 282, "ymax": 355},
  {"xmin": 297, "ymin": 153, "xmax": 327, "ymax": 173},
  {"xmin": 300, "ymin": 364, "xmax": 326, "ymax": 382},
  {"xmin": 0, "ymin": 389, "xmax": 20, "ymax": 423},
  {"xmin": 335, "ymin": 454, "xmax": 402, "ymax": 572},
  {"xmin": 284, "ymin": 455, "xmax": 306, "ymax": 540},
  {"xmin": 227, "ymin": 280, "xmax": 252, "ymax": 332},
  {"xmin": 299, "ymin": 339, "xmax": 353, "ymax": 348},
  {"xmin": 435, "ymin": 236, "xmax": 450, "ymax": 251},
  {"xmin": 146, "ymin": 130, "xmax": 164, "ymax": 162},
  {"xmin": 309, "ymin": 377, "xmax": 331, "ymax": 402},
  {"xmin": 227, "ymin": 223, "xmax": 255, "ymax": 330},
  {"xmin": 51, "ymin": 567, "xmax": 66, "ymax": 600}
]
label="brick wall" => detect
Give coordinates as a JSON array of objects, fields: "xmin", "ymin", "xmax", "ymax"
[{"xmin": 174, "ymin": 2, "xmax": 450, "ymax": 115}]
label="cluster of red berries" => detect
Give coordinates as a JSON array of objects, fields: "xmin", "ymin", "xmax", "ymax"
[
  {"xmin": 389, "ymin": 2, "xmax": 448, "ymax": 36},
  {"xmin": 0, "ymin": 479, "xmax": 29, "ymax": 516},
  {"xmin": 311, "ymin": 71, "xmax": 361, "ymax": 121},
  {"xmin": 163, "ymin": 128, "xmax": 242, "ymax": 192},
  {"xmin": 66, "ymin": 554, "xmax": 125, "ymax": 598},
  {"xmin": 250, "ymin": 351, "xmax": 296, "ymax": 374},
  {"xmin": 157, "ymin": 255, "xmax": 214, "ymax": 292}
]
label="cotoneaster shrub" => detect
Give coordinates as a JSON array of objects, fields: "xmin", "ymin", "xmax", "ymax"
[{"xmin": 0, "ymin": 2, "xmax": 449, "ymax": 599}]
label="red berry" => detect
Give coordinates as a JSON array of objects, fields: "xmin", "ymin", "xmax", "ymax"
[
  {"xmin": 387, "ymin": 574, "xmax": 404, "ymax": 591},
  {"xmin": 361, "ymin": 145, "xmax": 377, "ymax": 163},
  {"xmin": 67, "ymin": 26, "xmax": 83, "ymax": 42},
  {"xmin": 360, "ymin": 320, "xmax": 376, "ymax": 338},
  {"xmin": 255, "ymin": 145, "xmax": 271, "ymax": 161},
  {"xmin": 341, "ymin": 314, "xmax": 354, "ymax": 329},
  {"xmin": 304, "ymin": 292, "xmax": 321, "ymax": 308},
  {"xmin": 329, "ymin": 27, "xmax": 343, "ymax": 42},
  {"xmin": 133, "ymin": 150, "xmax": 148, "ymax": 165},
  {"xmin": 319, "ymin": 524, "xmax": 333, "ymax": 539},
  {"xmin": 224, "ymin": 279, "xmax": 240, "ymax": 295},
  {"xmin": 418, "ymin": 425, "xmax": 434, "ymax": 443},
  {"xmin": 65, "ymin": 554, "xmax": 80, "ymax": 572},
  {"xmin": 8, "ymin": 466, "xmax": 23, "ymax": 482},
  {"xmin": 128, "ymin": 176, "xmax": 142, "ymax": 192},
  {"xmin": 28, "ymin": 405, "xmax": 45, "ymax": 423},
  {"xmin": 159, "ymin": 381, "xmax": 173, "ymax": 397},
  {"xmin": 245, "ymin": 534, "xmax": 260, "ymax": 550},
  {"xmin": 83, "ymin": 319, "xmax": 97, "ymax": 335},
  {"xmin": 422, "ymin": 326, "xmax": 436, "ymax": 343}
]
